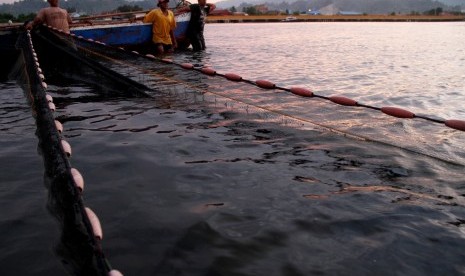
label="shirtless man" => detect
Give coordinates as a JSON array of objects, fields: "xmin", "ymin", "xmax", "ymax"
[{"xmin": 26, "ymin": 0, "xmax": 72, "ymax": 33}]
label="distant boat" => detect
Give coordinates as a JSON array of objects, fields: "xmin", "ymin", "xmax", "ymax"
[{"xmin": 282, "ymin": 16, "xmax": 298, "ymax": 22}]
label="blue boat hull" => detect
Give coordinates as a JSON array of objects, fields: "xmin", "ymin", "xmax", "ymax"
[{"xmin": 70, "ymin": 13, "xmax": 190, "ymax": 47}]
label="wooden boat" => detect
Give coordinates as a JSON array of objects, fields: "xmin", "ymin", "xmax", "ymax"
[{"xmin": 70, "ymin": 11, "xmax": 191, "ymax": 48}]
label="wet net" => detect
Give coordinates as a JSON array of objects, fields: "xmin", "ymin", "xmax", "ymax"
[
  {"xmin": 5, "ymin": 22, "xmax": 464, "ymax": 275},
  {"xmin": 11, "ymin": 28, "xmax": 116, "ymax": 276},
  {"xmin": 33, "ymin": 24, "xmax": 465, "ymax": 167},
  {"xmin": 5, "ymin": 23, "xmax": 464, "ymax": 276}
]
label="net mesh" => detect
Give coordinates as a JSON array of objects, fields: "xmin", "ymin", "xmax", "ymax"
[
  {"xmin": 36, "ymin": 26, "xmax": 465, "ymax": 167},
  {"xmin": 11, "ymin": 28, "xmax": 112, "ymax": 276},
  {"xmin": 5, "ymin": 24, "xmax": 463, "ymax": 276}
]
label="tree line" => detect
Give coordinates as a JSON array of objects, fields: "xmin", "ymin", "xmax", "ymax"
[
  {"xmin": 0, "ymin": 4, "xmax": 143, "ymax": 23},
  {"xmin": 233, "ymin": 5, "xmax": 452, "ymax": 16},
  {"xmin": 228, "ymin": 0, "xmax": 464, "ymax": 16},
  {"xmin": 0, "ymin": 12, "xmax": 35, "ymax": 23}
]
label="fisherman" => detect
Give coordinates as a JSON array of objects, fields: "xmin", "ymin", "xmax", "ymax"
[
  {"xmin": 25, "ymin": 0, "xmax": 72, "ymax": 33},
  {"xmin": 179, "ymin": 0, "xmax": 216, "ymax": 51},
  {"xmin": 143, "ymin": 0, "xmax": 178, "ymax": 55}
]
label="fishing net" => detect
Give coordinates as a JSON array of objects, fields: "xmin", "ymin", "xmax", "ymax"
[
  {"xmin": 32, "ymin": 24, "xmax": 465, "ymax": 167},
  {"xmin": 10, "ymin": 28, "xmax": 115, "ymax": 276},
  {"xmin": 5, "ymin": 22, "xmax": 464, "ymax": 276}
]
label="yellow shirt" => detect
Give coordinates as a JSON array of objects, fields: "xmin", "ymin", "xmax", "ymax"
[{"xmin": 143, "ymin": 9, "xmax": 176, "ymax": 45}]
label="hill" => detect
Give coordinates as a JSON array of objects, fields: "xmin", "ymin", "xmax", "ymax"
[
  {"xmin": 439, "ymin": 0, "xmax": 465, "ymax": 5},
  {"xmin": 215, "ymin": 0, "xmax": 465, "ymax": 14},
  {"xmin": 0, "ymin": 0, "xmax": 155, "ymax": 17},
  {"xmin": 1, "ymin": 0, "xmax": 464, "ymax": 17}
]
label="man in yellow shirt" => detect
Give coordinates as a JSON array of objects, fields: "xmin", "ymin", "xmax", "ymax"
[{"xmin": 143, "ymin": 0, "xmax": 177, "ymax": 55}]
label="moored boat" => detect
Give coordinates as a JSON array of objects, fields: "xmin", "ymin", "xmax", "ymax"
[
  {"xmin": 282, "ymin": 16, "xmax": 298, "ymax": 22},
  {"xmin": 70, "ymin": 10, "xmax": 191, "ymax": 49}
]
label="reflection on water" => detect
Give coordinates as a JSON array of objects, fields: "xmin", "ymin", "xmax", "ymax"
[
  {"xmin": 1, "ymin": 22, "xmax": 465, "ymax": 276},
  {"xmin": 44, "ymin": 81, "xmax": 465, "ymax": 275}
]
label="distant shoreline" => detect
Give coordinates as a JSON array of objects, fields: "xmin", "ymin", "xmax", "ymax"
[
  {"xmin": 1, "ymin": 14, "xmax": 463, "ymax": 29},
  {"xmin": 207, "ymin": 14, "xmax": 465, "ymax": 23}
]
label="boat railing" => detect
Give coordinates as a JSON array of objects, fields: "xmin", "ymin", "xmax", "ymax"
[{"xmin": 71, "ymin": 7, "xmax": 190, "ymax": 27}]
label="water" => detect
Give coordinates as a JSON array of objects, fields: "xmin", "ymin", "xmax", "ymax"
[{"xmin": 1, "ymin": 22, "xmax": 465, "ymax": 275}]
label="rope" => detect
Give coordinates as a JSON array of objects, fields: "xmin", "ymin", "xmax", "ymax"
[{"xmin": 191, "ymin": 66, "xmax": 465, "ymax": 131}]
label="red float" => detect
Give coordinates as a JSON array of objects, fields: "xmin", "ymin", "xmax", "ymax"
[
  {"xmin": 181, "ymin": 63, "xmax": 194, "ymax": 69},
  {"xmin": 290, "ymin": 87, "xmax": 313, "ymax": 97},
  {"xmin": 201, "ymin": 67, "xmax": 216, "ymax": 76},
  {"xmin": 329, "ymin": 96, "xmax": 358, "ymax": 106},
  {"xmin": 381, "ymin": 107, "xmax": 415, "ymax": 118},
  {"xmin": 224, "ymin": 73, "xmax": 242, "ymax": 81},
  {"xmin": 256, "ymin": 79, "xmax": 275, "ymax": 89},
  {"xmin": 445, "ymin": 120, "xmax": 465, "ymax": 131}
]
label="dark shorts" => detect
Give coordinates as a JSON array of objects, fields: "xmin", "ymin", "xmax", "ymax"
[
  {"xmin": 188, "ymin": 33, "xmax": 206, "ymax": 51},
  {"xmin": 156, "ymin": 43, "xmax": 173, "ymax": 51}
]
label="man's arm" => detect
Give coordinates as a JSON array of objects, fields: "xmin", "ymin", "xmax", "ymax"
[
  {"xmin": 170, "ymin": 11, "xmax": 177, "ymax": 48},
  {"xmin": 134, "ymin": 13, "xmax": 147, "ymax": 21},
  {"xmin": 175, "ymin": 5, "xmax": 191, "ymax": 15},
  {"xmin": 142, "ymin": 10, "xmax": 154, "ymax": 23},
  {"xmin": 207, "ymin": 3, "xmax": 216, "ymax": 13},
  {"xmin": 170, "ymin": 29, "xmax": 177, "ymax": 49},
  {"xmin": 67, "ymin": 13, "xmax": 72, "ymax": 25},
  {"xmin": 26, "ymin": 12, "xmax": 43, "ymax": 30}
]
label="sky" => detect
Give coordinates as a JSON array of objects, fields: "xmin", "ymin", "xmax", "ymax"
[
  {"xmin": 1, "ymin": 0, "xmax": 26, "ymax": 3},
  {"xmin": 0, "ymin": 0, "xmax": 221, "ymax": 4},
  {"xmin": 0, "ymin": 0, "xmax": 34, "ymax": 3}
]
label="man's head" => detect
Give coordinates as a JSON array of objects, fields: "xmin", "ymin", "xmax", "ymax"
[
  {"xmin": 198, "ymin": 0, "xmax": 206, "ymax": 6},
  {"xmin": 48, "ymin": 0, "xmax": 59, "ymax": 7},
  {"xmin": 157, "ymin": 0, "xmax": 169, "ymax": 8}
]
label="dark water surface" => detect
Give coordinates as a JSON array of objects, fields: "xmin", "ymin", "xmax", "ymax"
[{"xmin": 1, "ymin": 22, "xmax": 465, "ymax": 275}]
